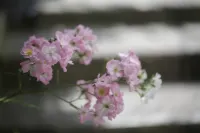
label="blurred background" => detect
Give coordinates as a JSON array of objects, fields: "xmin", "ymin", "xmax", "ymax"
[{"xmin": 1, "ymin": 0, "xmax": 200, "ymax": 132}]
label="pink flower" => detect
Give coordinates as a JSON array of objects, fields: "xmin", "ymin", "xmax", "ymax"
[
  {"xmin": 119, "ymin": 50, "xmax": 141, "ymax": 67},
  {"xmin": 21, "ymin": 36, "xmax": 50, "ymax": 62},
  {"xmin": 69, "ymin": 36, "xmax": 84, "ymax": 50},
  {"xmin": 111, "ymin": 83, "xmax": 123, "ymax": 102},
  {"xmin": 95, "ymin": 74, "xmax": 113, "ymax": 84},
  {"xmin": 91, "ymin": 111, "xmax": 105, "ymax": 126},
  {"xmin": 77, "ymin": 80, "xmax": 94, "ymax": 102},
  {"xmin": 110, "ymin": 84, "xmax": 124, "ymax": 119},
  {"xmin": 20, "ymin": 60, "xmax": 34, "ymax": 73},
  {"xmin": 20, "ymin": 61, "xmax": 43, "ymax": 77},
  {"xmin": 106, "ymin": 59, "xmax": 123, "ymax": 78},
  {"xmin": 95, "ymin": 82, "xmax": 110, "ymax": 98},
  {"xmin": 20, "ymin": 60, "xmax": 53, "ymax": 85},
  {"xmin": 55, "ymin": 31, "xmax": 71, "ymax": 46},
  {"xmin": 123, "ymin": 63, "xmax": 140, "ymax": 91},
  {"xmin": 119, "ymin": 50, "xmax": 142, "ymax": 91},
  {"xmin": 56, "ymin": 30, "xmax": 85, "ymax": 51},
  {"xmin": 79, "ymin": 49, "xmax": 93, "ymax": 65},
  {"xmin": 37, "ymin": 71, "xmax": 52, "ymax": 85},
  {"xmin": 123, "ymin": 63, "xmax": 139, "ymax": 78},
  {"xmin": 41, "ymin": 44, "xmax": 61, "ymax": 65},
  {"xmin": 75, "ymin": 25, "xmax": 97, "ymax": 42},
  {"xmin": 79, "ymin": 103, "xmax": 92, "ymax": 123},
  {"xmin": 127, "ymin": 77, "xmax": 140, "ymax": 91},
  {"xmin": 36, "ymin": 64, "xmax": 53, "ymax": 85},
  {"xmin": 24, "ymin": 36, "xmax": 49, "ymax": 48},
  {"xmin": 95, "ymin": 96, "xmax": 115, "ymax": 116},
  {"xmin": 29, "ymin": 63, "xmax": 45, "ymax": 77},
  {"xmin": 114, "ymin": 100, "xmax": 124, "ymax": 115},
  {"xmin": 58, "ymin": 45, "xmax": 74, "ymax": 72},
  {"xmin": 108, "ymin": 96, "xmax": 124, "ymax": 120},
  {"xmin": 21, "ymin": 45, "xmax": 37, "ymax": 59}
]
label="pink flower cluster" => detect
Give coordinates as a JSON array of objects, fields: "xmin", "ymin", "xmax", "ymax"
[
  {"xmin": 20, "ymin": 25, "xmax": 96, "ymax": 85},
  {"xmin": 77, "ymin": 50, "xmax": 141, "ymax": 125},
  {"xmin": 107, "ymin": 50, "xmax": 142, "ymax": 91},
  {"xmin": 19, "ymin": 24, "xmax": 162, "ymax": 126},
  {"xmin": 78, "ymin": 75, "xmax": 124, "ymax": 126},
  {"xmin": 77, "ymin": 50, "xmax": 162, "ymax": 125}
]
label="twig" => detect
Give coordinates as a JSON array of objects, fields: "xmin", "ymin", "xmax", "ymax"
[
  {"xmin": 69, "ymin": 92, "xmax": 83, "ymax": 103},
  {"xmin": 77, "ymin": 85, "xmax": 95, "ymax": 96},
  {"xmin": 47, "ymin": 92, "xmax": 80, "ymax": 110},
  {"xmin": 86, "ymin": 91, "xmax": 95, "ymax": 96}
]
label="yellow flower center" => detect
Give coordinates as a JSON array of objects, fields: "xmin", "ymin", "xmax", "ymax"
[
  {"xmin": 98, "ymin": 88, "xmax": 105, "ymax": 96},
  {"xmin": 114, "ymin": 67, "xmax": 118, "ymax": 73},
  {"xmin": 25, "ymin": 49, "xmax": 33, "ymax": 56}
]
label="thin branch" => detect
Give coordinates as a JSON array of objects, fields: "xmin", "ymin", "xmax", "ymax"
[
  {"xmin": 47, "ymin": 92, "xmax": 80, "ymax": 110},
  {"xmin": 86, "ymin": 91, "xmax": 95, "ymax": 96},
  {"xmin": 69, "ymin": 91, "xmax": 83, "ymax": 103},
  {"xmin": 0, "ymin": 79, "xmax": 94, "ymax": 109},
  {"xmin": 77, "ymin": 85, "xmax": 95, "ymax": 96}
]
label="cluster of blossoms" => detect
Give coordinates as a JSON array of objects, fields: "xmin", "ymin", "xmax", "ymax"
[
  {"xmin": 20, "ymin": 25, "xmax": 96, "ymax": 85},
  {"xmin": 77, "ymin": 50, "xmax": 162, "ymax": 125},
  {"xmin": 19, "ymin": 24, "xmax": 162, "ymax": 126}
]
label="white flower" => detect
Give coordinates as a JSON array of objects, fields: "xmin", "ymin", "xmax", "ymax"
[
  {"xmin": 140, "ymin": 73, "xmax": 162, "ymax": 103},
  {"xmin": 138, "ymin": 69, "xmax": 147, "ymax": 83},
  {"xmin": 152, "ymin": 73, "xmax": 162, "ymax": 88}
]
